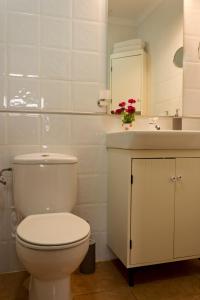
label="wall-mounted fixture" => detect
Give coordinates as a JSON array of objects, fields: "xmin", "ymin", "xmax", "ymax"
[{"xmin": 97, "ymin": 90, "xmax": 111, "ymax": 107}]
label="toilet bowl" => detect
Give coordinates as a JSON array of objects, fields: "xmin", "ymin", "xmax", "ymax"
[
  {"xmin": 12, "ymin": 153, "xmax": 90, "ymax": 300},
  {"xmin": 16, "ymin": 212, "xmax": 90, "ymax": 300}
]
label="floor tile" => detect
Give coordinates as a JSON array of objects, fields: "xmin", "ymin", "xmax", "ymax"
[
  {"xmin": 132, "ymin": 261, "xmax": 200, "ymax": 300},
  {"xmin": 73, "ymin": 287, "xmax": 137, "ymax": 300},
  {"xmin": 0, "ymin": 260, "xmax": 200, "ymax": 300},
  {"xmin": 72, "ymin": 261, "xmax": 127, "ymax": 295}
]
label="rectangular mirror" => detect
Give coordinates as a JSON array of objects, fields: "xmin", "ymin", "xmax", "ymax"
[{"xmin": 108, "ymin": 0, "xmax": 183, "ymax": 117}]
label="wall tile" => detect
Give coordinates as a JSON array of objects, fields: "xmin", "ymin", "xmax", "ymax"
[
  {"xmin": 183, "ymin": 88, "xmax": 200, "ymax": 115},
  {"xmin": 73, "ymin": 21, "xmax": 100, "ymax": 51},
  {"xmin": 41, "ymin": 17, "xmax": 72, "ymax": 49},
  {"xmin": 0, "ymin": 14, "xmax": 6, "ymax": 43},
  {"xmin": 72, "ymin": 52, "xmax": 99, "ymax": 82},
  {"xmin": 73, "ymin": 0, "xmax": 106, "ymax": 22},
  {"xmin": 0, "ymin": 44, "xmax": 6, "ymax": 76},
  {"xmin": 41, "ymin": 115, "xmax": 71, "ymax": 145},
  {"xmin": 0, "ymin": 146, "xmax": 9, "ymax": 169},
  {"xmin": 0, "ymin": 209, "xmax": 9, "ymax": 241},
  {"xmin": 71, "ymin": 116, "xmax": 105, "ymax": 145},
  {"xmin": 0, "ymin": 77, "xmax": 6, "ymax": 108},
  {"xmin": 77, "ymin": 174, "xmax": 107, "ymax": 204},
  {"xmin": 7, "ymin": 77, "xmax": 40, "ymax": 109},
  {"xmin": 0, "ymin": 0, "xmax": 6, "ymax": 11},
  {"xmin": 8, "ymin": 13, "xmax": 39, "ymax": 46},
  {"xmin": 8, "ymin": 240, "xmax": 24, "ymax": 271},
  {"xmin": 184, "ymin": 36, "xmax": 200, "ymax": 63},
  {"xmin": 71, "ymin": 82, "xmax": 102, "ymax": 112},
  {"xmin": 71, "ymin": 146, "xmax": 107, "ymax": 174},
  {"xmin": 184, "ymin": 8, "xmax": 200, "ymax": 37},
  {"xmin": 40, "ymin": 0, "xmax": 72, "ymax": 18},
  {"xmin": 7, "ymin": 0, "xmax": 39, "ymax": 14},
  {"xmin": 74, "ymin": 203, "xmax": 107, "ymax": 232},
  {"xmin": 8, "ymin": 145, "xmax": 41, "ymax": 160},
  {"xmin": 0, "ymin": 189, "xmax": 9, "ymax": 219},
  {"xmin": 41, "ymin": 48, "xmax": 71, "ymax": 80},
  {"xmin": 182, "ymin": 117, "xmax": 200, "ymax": 129},
  {"xmin": 0, "ymin": 242, "xmax": 9, "ymax": 272},
  {"xmin": 184, "ymin": 62, "xmax": 200, "ymax": 90},
  {"xmin": 41, "ymin": 80, "xmax": 71, "ymax": 110},
  {"xmin": 8, "ymin": 46, "xmax": 39, "ymax": 78},
  {"xmin": 184, "ymin": 0, "xmax": 200, "ymax": 10},
  {"xmin": 40, "ymin": 144, "xmax": 71, "ymax": 154},
  {"xmin": 7, "ymin": 113, "xmax": 40, "ymax": 145},
  {"xmin": 0, "ymin": 113, "xmax": 6, "ymax": 145},
  {"xmin": 94, "ymin": 232, "xmax": 115, "ymax": 262}
]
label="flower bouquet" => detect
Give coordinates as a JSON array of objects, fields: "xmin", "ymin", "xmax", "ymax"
[{"xmin": 111, "ymin": 99, "xmax": 136, "ymax": 130}]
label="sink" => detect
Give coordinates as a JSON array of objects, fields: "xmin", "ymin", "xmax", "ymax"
[{"xmin": 106, "ymin": 130, "xmax": 200, "ymax": 150}]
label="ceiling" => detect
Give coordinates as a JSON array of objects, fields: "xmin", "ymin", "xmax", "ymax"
[{"xmin": 108, "ymin": 0, "xmax": 163, "ymax": 25}]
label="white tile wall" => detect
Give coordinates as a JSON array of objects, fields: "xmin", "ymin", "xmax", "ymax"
[
  {"xmin": 70, "ymin": 116, "xmax": 105, "ymax": 145},
  {"xmin": 41, "ymin": 115, "xmax": 71, "ymax": 145},
  {"xmin": 8, "ymin": 46, "xmax": 39, "ymax": 77},
  {"xmin": 8, "ymin": 13, "xmax": 39, "ymax": 45},
  {"xmin": 0, "ymin": 77, "xmax": 5, "ymax": 108},
  {"xmin": 7, "ymin": 114, "xmax": 41, "ymax": 145},
  {"xmin": 72, "ymin": 52, "xmax": 100, "ymax": 82},
  {"xmin": 0, "ymin": 14, "xmax": 6, "ymax": 43},
  {"xmin": 71, "ymin": 82, "xmax": 103, "ymax": 112},
  {"xmin": 72, "ymin": 0, "xmax": 106, "ymax": 22},
  {"xmin": 40, "ymin": 48, "xmax": 71, "ymax": 80},
  {"xmin": 7, "ymin": 77, "xmax": 40, "ymax": 109},
  {"xmin": 73, "ymin": 21, "xmax": 101, "ymax": 51},
  {"xmin": 183, "ymin": 0, "xmax": 200, "ymax": 116},
  {"xmin": 41, "ymin": 17, "xmax": 71, "ymax": 49},
  {"xmin": 40, "ymin": 80, "xmax": 71, "ymax": 110},
  {"xmin": 0, "ymin": 0, "xmax": 5, "ymax": 11},
  {"xmin": 0, "ymin": 0, "xmax": 110, "ymax": 272},
  {"xmin": 0, "ymin": 44, "xmax": 6, "ymax": 76},
  {"xmin": 40, "ymin": 0, "xmax": 72, "ymax": 18},
  {"xmin": 7, "ymin": 0, "xmax": 39, "ymax": 14}
]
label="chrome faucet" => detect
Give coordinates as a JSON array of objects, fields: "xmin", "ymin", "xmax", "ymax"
[{"xmin": 148, "ymin": 118, "xmax": 161, "ymax": 130}]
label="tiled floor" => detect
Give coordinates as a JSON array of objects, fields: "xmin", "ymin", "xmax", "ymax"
[{"xmin": 1, "ymin": 260, "xmax": 200, "ymax": 299}]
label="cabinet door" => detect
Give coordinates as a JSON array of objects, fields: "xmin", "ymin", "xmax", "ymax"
[
  {"xmin": 174, "ymin": 158, "xmax": 200, "ymax": 258},
  {"xmin": 111, "ymin": 54, "xmax": 142, "ymax": 112},
  {"xmin": 130, "ymin": 159, "xmax": 175, "ymax": 265}
]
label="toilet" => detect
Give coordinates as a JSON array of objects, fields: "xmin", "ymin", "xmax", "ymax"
[{"xmin": 12, "ymin": 153, "xmax": 90, "ymax": 300}]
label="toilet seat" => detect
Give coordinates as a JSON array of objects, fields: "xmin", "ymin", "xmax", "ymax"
[{"xmin": 16, "ymin": 212, "xmax": 90, "ymax": 250}]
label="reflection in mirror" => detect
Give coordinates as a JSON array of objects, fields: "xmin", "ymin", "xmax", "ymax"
[
  {"xmin": 173, "ymin": 47, "xmax": 183, "ymax": 68},
  {"xmin": 108, "ymin": 0, "xmax": 183, "ymax": 116}
]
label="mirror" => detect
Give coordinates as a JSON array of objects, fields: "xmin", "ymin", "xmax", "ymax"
[
  {"xmin": 173, "ymin": 47, "xmax": 183, "ymax": 68},
  {"xmin": 108, "ymin": 0, "xmax": 183, "ymax": 116}
]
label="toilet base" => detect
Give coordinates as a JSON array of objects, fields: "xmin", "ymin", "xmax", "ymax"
[{"xmin": 29, "ymin": 276, "xmax": 72, "ymax": 300}]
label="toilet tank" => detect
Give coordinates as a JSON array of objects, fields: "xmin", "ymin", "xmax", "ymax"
[{"xmin": 13, "ymin": 153, "xmax": 78, "ymax": 217}]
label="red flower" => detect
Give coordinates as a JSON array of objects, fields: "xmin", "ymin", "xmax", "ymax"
[
  {"xmin": 128, "ymin": 98, "xmax": 136, "ymax": 104},
  {"xmin": 126, "ymin": 106, "xmax": 135, "ymax": 113},
  {"xmin": 115, "ymin": 108, "xmax": 123, "ymax": 114},
  {"xmin": 119, "ymin": 101, "xmax": 126, "ymax": 107}
]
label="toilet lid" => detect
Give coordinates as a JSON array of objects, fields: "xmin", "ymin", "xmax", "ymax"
[{"xmin": 16, "ymin": 213, "xmax": 90, "ymax": 246}]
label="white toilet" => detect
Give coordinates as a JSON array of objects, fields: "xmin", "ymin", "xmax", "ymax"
[{"xmin": 12, "ymin": 153, "xmax": 90, "ymax": 300}]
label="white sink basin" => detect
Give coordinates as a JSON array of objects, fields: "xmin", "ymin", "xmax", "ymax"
[{"xmin": 106, "ymin": 130, "xmax": 200, "ymax": 150}]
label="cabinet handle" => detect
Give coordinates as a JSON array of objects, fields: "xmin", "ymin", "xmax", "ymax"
[
  {"xmin": 170, "ymin": 176, "xmax": 176, "ymax": 182},
  {"xmin": 177, "ymin": 175, "xmax": 182, "ymax": 181}
]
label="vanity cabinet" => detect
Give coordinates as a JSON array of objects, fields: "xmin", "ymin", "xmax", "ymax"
[{"xmin": 108, "ymin": 150, "xmax": 200, "ymax": 277}]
